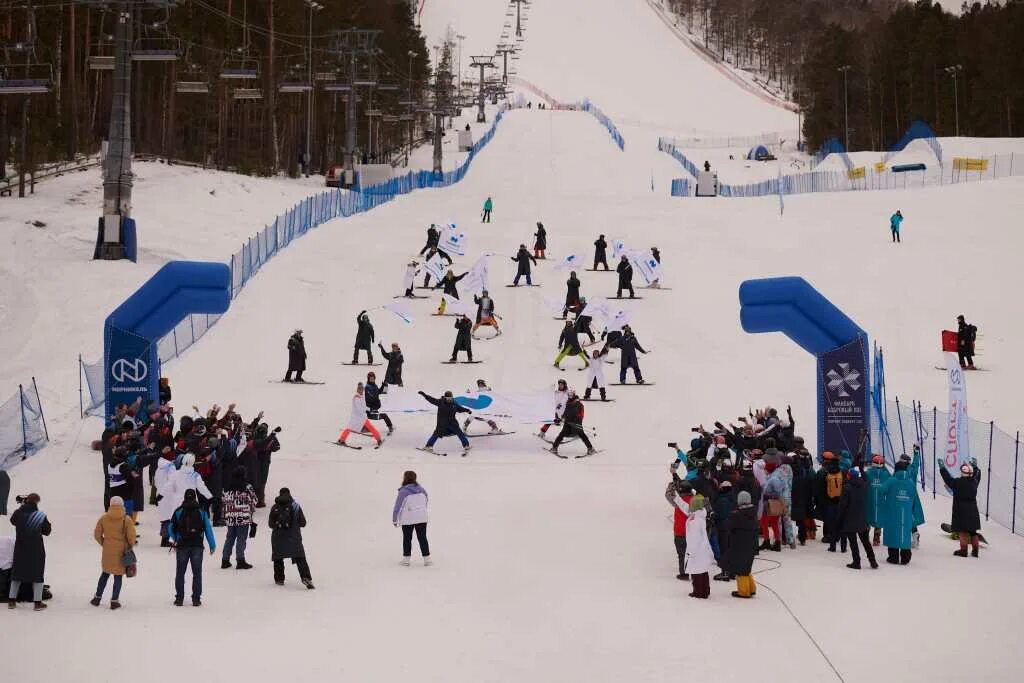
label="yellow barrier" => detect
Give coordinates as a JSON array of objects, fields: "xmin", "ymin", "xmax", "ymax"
[
  {"xmin": 874, "ymin": 161, "xmax": 886, "ymax": 173},
  {"xmin": 953, "ymin": 157, "xmax": 989, "ymax": 171},
  {"xmin": 848, "ymin": 166, "xmax": 866, "ymax": 180}
]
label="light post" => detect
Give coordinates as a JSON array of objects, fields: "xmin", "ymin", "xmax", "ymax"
[
  {"xmin": 944, "ymin": 64, "xmax": 963, "ymax": 137},
  {"xmin": 837, "ymin": 64, "xmax": 851, "ymax": 150},
  {"xmin": 304, "ymin": 0, "xmax": 322, "ymax": 177}
]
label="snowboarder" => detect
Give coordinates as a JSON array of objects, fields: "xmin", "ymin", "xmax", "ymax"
[
  {"xmin": 562, "ymin": 271, "xmax": 581, "ymax": 318},
  {"xmin": 723, "ymin": 490, "xmax": 758, "ymax": 598},
  {"xmin": 880, "ymin": 452, "xmax": 925, "ymax": 565},
  {"xmin": 956, "ymin": 315, "xmax": 977, "ymax": 369},
  {"xmin": 617, "ymin": 326, "xmax": 647, "ymax": 384},
  {"xmin": 615, "ymin": 255, "xmax": 635, "ymax": 298},
  {"xmin": 220, "ymin": 466, "xmax": 256, "ymax": 570},
  {"xmin": 353, "ymin": 311, "xmax": 375, "ymax": 364},
  {"xmin": 839, "ymin": 467, "xmax": 878, "ymax": 569},
  {"xmin": 421, "ymin": 248, "xmax": 453, "ymax": 288},
  {"xmin": 91, "ymin": 495, "xmax": 135, "ymax": 610},
  {"xmin": 168, "ymin": 489, "xmax": 216, "ymax": 607},
  {"xmin": 593, "ymin": 235, "xmax": 609, "ymax": 271},
  {"xmin": 419, "ymin": 390, "xmax": 472, "ymax": 454},
  {"xmin": 554, "ymin": 320, "xmax": 589, "ymax": 369},
  {"xmin": 284, "ymin": 330, "xmax": 306, "ymax": 383},
  {"xmin": 364, "ymin": 372, "xmax": 394, "ymax": 436},
  {"xmin": 418, "ymin": 224, "xmax": 440, "ymax": 256},
  {"xmin": 472, "ymin": 290, "xmax": 501, "ymax": 336},
  {"xmin": 684, "ymin": 494, "xmax": 713, "ymax": 599},
  {"xmin": 379, "ymin": 342, "xmax": 404, "ymax": 391},
  {"xmin": 337, "ymin": 383, "xmax": 383, "ymax": 447},
  {"xmin": 533, "ymin": 222, "xmax": 547, "ymax": 259},
  {"xmin": 402, "ymin": 261, "xmax": 420, "ymax": 297},
  {"xmin": 435, "ymin": 269, "xmax": 467, "ymax": 314},
  {"xmin": 393, "ymin": 471, "xmax": 431, "ymax": 566},
  {"xmin": 583, "ymin": 346, "xmax": 610, "ymax": 401},
  {"xmin": 538, "ymin": 379, "xmax": 569, "ymax": 437},
  {"xmin": 462, "ymin": 379, "xmax": 503, "ymax": 434},
  {"xmin": 269, "ymin": 487, "xmax": 314, "ymax": 589},
  {"xmin": 511, "ymin": 244, "xmax": 537, "ymax": 286},
  {"xmin": 6, "ymin": 494, "xmax": 50, "ymax": 611},
  {"xmin": 481, "ymin": 197, "xmax": 493, "ymax": 223},
  {"xmin": 451, "ymin": 315, "xmax": 474, "ymax": 362},
  {"xmin": 549, "ymin": 390, "xmax": 596, "ymax": 456},
  {"xmin": 889, "ymin": 210, "xmax": 903, "ymax": 243},
  {"xmin": 939, "ymin": 458, "xmax": 981, "ymax": 557}
]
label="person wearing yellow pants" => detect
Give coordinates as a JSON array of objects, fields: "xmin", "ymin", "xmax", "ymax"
[
  {"xmin": 723, "ymin": 490, "xmax": 759, "ymax": 599},
  {"xmin": 734, "ymin": 574, "xmax": 757, "ymax": 598},
  {"xmin": 553, "ymin": 320, "xmax": 589, "ymax": 370}
]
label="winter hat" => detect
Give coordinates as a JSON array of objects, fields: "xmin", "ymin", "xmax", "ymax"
[
  {"xmin": 737, "ymin": 491, "xmax": 752, "ymax": 507},
  {"xmin": 689, "ymin": 437, "xmax": 703, "ymax": 450},
  {"xmin": 689, "ymin": 495, "xmax": 706, "ymax": 512},
  {"xmin": 822, "ymin": 451, "xmax": 836, "ymax": 461},
  {"xmin": 109, "ymin": 496, "xmax": 124, "ymax": 508},
  {"xmin": 677, "ymin": 481, "xmax": 694, "ymax": 495},
  {"xmin": 183, "ymin": 489, "xmax": 197, "ymax": 502},
  {"xmin": 719, "ymin": 480, "xmax": 733, "ymax": 491},
  {"xmin": 871, "ymin": 454, "xmax": 885, "ymax": 466},
  {"xmin": 714, "ymin": 435, "xmax": 726, "ymax": 446},
  {"xmin": 848, "ymin": 468, "xmax": 861, "ymax": 478}
]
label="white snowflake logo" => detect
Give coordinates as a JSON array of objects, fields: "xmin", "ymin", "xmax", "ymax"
[{"xmin": 826, "ymin": 363, "xmax": 861, "ymax": 398}]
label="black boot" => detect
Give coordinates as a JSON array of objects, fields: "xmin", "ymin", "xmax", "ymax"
[
  {"xmin": 846, "ymin": 562, "xmax": 861, "ymax": 570},
  {"xmin": 221, "ymin": 559, "xmax": 232, "ymax": 569},
  {"xmin": 583, "ymin": 390, "xmax": 592, "ymax": 400},
  {"xmin": 599, "ymin": 388, "xmax": 607, "ymax": 401}
]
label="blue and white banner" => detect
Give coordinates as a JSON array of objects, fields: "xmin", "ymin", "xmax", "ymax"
[
  {"xmin": 818, "ymin": 338, "xmax": 869, "ymax": 457},
  {"xmin": 555, "ymin": 253, "xmax": 585, "ymax": 271},
  {"xmin": 628, "ymin": 249, "xmax": 662, "ymax": 285},
  {"xmin": 379, "ymin": 387, "xmax": 558, "ymax": 424},
  {"xmin": 382, "ymin": 301, "xmax": 414, "ymax": 324},
  {"xmin": 942, "ymin": 351, "xmax": 971, "ymax": 470},
  {"xmin": 611, "ymin": 238, "xmax": 628, "ymax": 260},
  {"xmin": 105, "ymin": 325, "xmax": 154, "ymax": 416},
  {"xmin": 460, "ymin": 252, "xmax": 494, "ymax": 294},
  {"xmin": 442, "ymin": 293, "xmax": 475, "ymax": 317},
  {"xmin": 439, "ymin": 223, "xmax": 467, "ymax": 256},
  {"xmin": 424, "ymin": 252, "xmax": 449, "ymax": 282}
]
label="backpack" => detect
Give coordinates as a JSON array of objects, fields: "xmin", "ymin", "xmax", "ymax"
[
  {"xmin": 826, "ymin": 471, "xmax": 844, "ymax": 499},
  {"xmin": 173, "ymin": 505, "xmax": 204, "ymax": 546},
  {"xmin": 270, "ymin": 502, "xmax": 294, "ymax": 530}
]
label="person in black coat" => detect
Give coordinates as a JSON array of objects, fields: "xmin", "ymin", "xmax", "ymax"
[
  {"xmin": 511, "ymin": 245, "xmax": 537, "ymax": 286},
  {"xmin": 789, "ymin": 450, "xmax": 816, "ymax": 544},
  {"xmin": 573, "ymin": 299, "xmax": 595, "ymax": 342},
  {"xmin": 562, "ymin": 271, "xmax": 581, "ymax": 318},
  {"xmin": 269, "ymin": 487, "xmax": 314, "ymax": 589},
  {"xmin": 550, "ymin": 392, "xmax": 595, "ymax": 455},
  {"xmin": 379, "ymin": 343, "xmax": 404, "ymax": 391},
  {"xmin": 723, "ymin": 491, "xmax": 758, "ymax": 598},
  {"xmin": 284, "ymin": 330, "xmax": 306, "ymax": 382},
  {"xmin": 554, "ymin": 320, "xmax": 588, "ymax": 369},
  {"xmin": 419, "ymin": 224, "xmax": 440, "ymax": 256},
  {"xmin": 353, "ymin": 311, "xmax": 375, "ymax": 363},
  {"xmin": 956, "ymin": 315, "xmax": 977, "ymax": 369},
  {"xmin": 421, "ymin": 248, "xmax": 453, "ymax": 288},
  {"xmin": 533, "ymin": 222, "xmax": 547, "ymax": 259},
  {"xmin": 615, "ymin": 256, "xmax": 635, "ymax": 298},
  {"xmin": 712, "ymin": 481, "xmax": 737, "ymax": 580},
  {"xmin": 7, "ymin": 493, "xmax": 51, "ymax": 610},
  {"xmin": 940, "ymin": 458, "xmax": 982, "ymax": 557},
  {"xmin": 419, "ymin": 390, "xmax": 471, "ymax": 452},
  {"xmin": 593, "ymin": 235, "xmax": 609, "ymax": 270},
  {"xmin": 617, "ymin": 327, "xmax": 647, "ymax": 383},
  {"xmin": 839, "ymin": 468, "xmax": 877, "ymax": 569},
  {"xmin": 449, "ymin": 315, "xmax": 474, "ymax": 363},
  {"xmin": 364, "ymin": 372, "xmax": 394, "ymax": 435}
]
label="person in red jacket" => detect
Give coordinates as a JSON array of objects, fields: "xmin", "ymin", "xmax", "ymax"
[{"xmin": 665, "ymin": 469, "xmax": 694, "ymax": 580}]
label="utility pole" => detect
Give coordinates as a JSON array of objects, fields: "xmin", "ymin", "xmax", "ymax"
[
  {"xmin": 99, "ymin": 1, "xmax": 135, "ymax": 259},
  {"xmin": 329, "ymin": 29, "xmax": 381, "ymax": 187},
  {"xmin": 303, "ymin": 1, "xmax": 322, "ymax": 176},
  {"xmin": 944, "ymin": 64, "xmax": 963, "ymax": 137},
  {"xmin": 837, "ymin": 64, "xmax": 851, "ymax": 151},
  {"xmin": 495, "ymin": 44, "xmax": 515, "ymax": 84},
  {"xmin": 469, "ymin": 55, "xmax": 496, "ymax": 123}
]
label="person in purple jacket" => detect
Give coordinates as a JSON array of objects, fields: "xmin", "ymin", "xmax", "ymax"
[{"xmin": 393, "ymin": 471, "xmax": 431, "ymax": 566}]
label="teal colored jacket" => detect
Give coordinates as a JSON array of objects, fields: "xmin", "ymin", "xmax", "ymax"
[
  {"xmin": 864, "ymin": 465, "xmax": 891, "ymax": 527},
  {"xmin": 879, "ymin": 470, "xmax": 925, "ymax": 549},
  {"xmin": 483, "ymin": 198, "xmax": 493, "ymax": 211},
  {"xmin": 890, "ymin": 213, "xmax": 903, "ymax": 231}
]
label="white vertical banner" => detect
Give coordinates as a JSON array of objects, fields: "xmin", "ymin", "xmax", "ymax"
[
  {"xmin": 627, "ymin": 249, "xmax": 661, "ymax": 285},
  {"xmin": 942, "ymin": 351, "xmax": 970, "ymax": 470},
  {"xmin": 424, "ymin": 253, "xmax": 448, "ymax": 282},
  {"xmin": 555, "ymin": 253, "xmax": 584, "ymax": 271},
  {"xmin": 611, "ymin": 239, "xmax": 628, "ymax": 260},
  {"xmin": 439, "ymin": 223, "xmax": 467, "ymax": 256}
]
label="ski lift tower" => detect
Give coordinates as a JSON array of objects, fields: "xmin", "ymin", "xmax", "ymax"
[
  {"xmin": 512, "ymin": 0, "xmax": 529, "ymax": 38},
  {"xmin": 468, "ymin": 56, "xmax": 496, "ymax": 123},
  {"xmin": 494, "ymin": 44, "xmax": 516, "ymax": 85},
  {"xmin": 329, "ymin": 29, "xmax": 381, "ymax": 188}
]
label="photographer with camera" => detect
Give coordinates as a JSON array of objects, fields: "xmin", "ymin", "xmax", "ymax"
[{"xmin": 7, "ymin": 493, "xmax": 51, "ymax": 611}]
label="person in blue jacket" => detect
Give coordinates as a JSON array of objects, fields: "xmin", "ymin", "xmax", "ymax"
[
  {"xmin": 890, "ymin": 210, "xmax": 903, "ymax": 243},
  {"xmin": 864, "ymin": 454, "xmax": 891, "ymax": 546},
  {"xmin": 879, "ymin": 450, "xmax": 924, "ymax": 565},
  {"xmin": 168, "ymin": 489, "xmax": 217, "ymax": 606}
]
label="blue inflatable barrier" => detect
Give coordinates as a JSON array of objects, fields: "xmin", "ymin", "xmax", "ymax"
[
  {"xmin": 891, "ymin": 163, "xmax": 926, "ymax": 173},
  {"xmin": 104, "ymin": 261, "xmax": 231, "ymax": 422}
]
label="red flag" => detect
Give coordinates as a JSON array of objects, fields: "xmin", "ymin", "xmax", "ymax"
[{"xmin": 941, "ymin": 330, "xmax": 958, "ymax": 353}]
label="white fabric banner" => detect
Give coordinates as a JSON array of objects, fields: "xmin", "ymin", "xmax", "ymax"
[
  {"xmin": 611, "ymin": 238, "xmax": 628, "ymax": 260},
  {"xmin": 439, "ymin": 223, "xmax": 467, "ymax": 256},
  {"xmin": 627, "ymin": 249, "xmax": 662, "ymax": 285},
  {"xmin": 442, "ymin": 293, "xmax": 476, "ymax": 317},
  {"xmin": 460, "ymin": 253, "xmax": 494, "ymax": 294},
  {"xmin": 555, "ymin": 253, "xmax": 585, "ymax": 271},
  {"xmin": 382, "ymin": 301, "xmax": 414, "ymax": 324},
  {"xmin": 424, "ymin": 253, "xmax": 448, "ymax": 282},
  {"xmin": 942, "ymin": 351, "xmax": 971, "ymax": 470}
]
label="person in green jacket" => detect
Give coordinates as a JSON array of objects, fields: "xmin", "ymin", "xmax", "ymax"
[
  {"xmin": 482, "ymin": 197, "xmax": 493, "ymax": 223},
  {"xmin": 879, "ymin": 449, "xmax": 925, "ymax": 565},
  {"xmin": 864, "ymin": 454, "xmax": 891, "ymax": 546}
]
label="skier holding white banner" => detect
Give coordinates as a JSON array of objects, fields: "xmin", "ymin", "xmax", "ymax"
[
  {"xmin": 402, "ymin": 261, "xmax": 420, "ymax": 298},
  {"xmin": 592, "ymin": 235, "xmax": 609, "ymax": 271},
  {"xmin": 538, "ymin": 379, "xmax": 569, "ymax": 438},
  {"xmin": 617, "ymin": 325, "xmax": 648, "ymax": 384},
  {"xmin": 533, "ymin": 222, "xmax": 547, "ymax": 259},
  {"xmin": 418, "ymin": 224, "xmax": 440, "ymax": 256},
  {"xmin": 461, "ymin": 380, "xmax": 504, "ymax": 435},
  {"xmin": 549, "ymin": 391, "xmax": 596, "ymax": 457},
  {"xmin": 554, "ymin": 320, "xmax": 589, "ymax": 369}
]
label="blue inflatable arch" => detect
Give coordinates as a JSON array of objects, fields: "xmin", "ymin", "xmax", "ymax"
[{"xmin": 104, "ymin": 261, "xmax": 231, "ymax": 422}]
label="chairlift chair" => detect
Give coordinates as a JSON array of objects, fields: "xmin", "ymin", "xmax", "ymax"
[
  {"xmin": 132, "ymin": 36, "xmax": 181, "ymax": 62},
  {"xmin": 175, "ymin": 61, "xmax": 210, "ymax": 94},
  {"xmin": 232, "ymin": 87, "xmax": 263, "ymax": 101},
  {"xmin": 0, "ymin": 63, "xmax": 54, "ymax": 95},
  {"xmin": 221, "ymin": 54, "xmax": 260, "ymax": 80}
]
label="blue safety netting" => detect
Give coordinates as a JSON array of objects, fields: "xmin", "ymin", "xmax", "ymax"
[{"xmin": 0, "ymin": 383, "xmax": 48, "ymax": 470}]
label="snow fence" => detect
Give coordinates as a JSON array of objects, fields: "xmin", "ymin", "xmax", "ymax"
[
  {"xmin": 0, "ymin": 380, "xmax": 49, "ymax": 470},
  {"xmin": 580, "ymin": 99, "xmax": 625, "ymax": 151},
  {"xmin": 80, "ymin": 104, "xmax": 510, "ymax": 415}
]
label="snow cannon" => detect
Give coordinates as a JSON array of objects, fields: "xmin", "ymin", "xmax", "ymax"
[
  {"xmin": 738, "ymin": 276, "xmax": 870, "ymax": 457},
  {"xmin": 103, "ymin": 261, "xmax": 231, "ymax": 423}
]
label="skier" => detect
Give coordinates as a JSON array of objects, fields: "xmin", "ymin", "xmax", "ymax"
[
  {"xmin": 336, "ymin": 383, "xmax": 383, "ymax": 448},
  {"xmin": 510, "ymin": 244, "xmax": 537, "ymax": 286},
  {"xmin": 462, "ymin": 379, "xmax": 503, "ymax": 435},
  {"xmin": 168, "ymin": 489, "xmax": 216, "ymax": 607},
  {"xmin": 421, "ymin": 248, "xmax": 453, "ymax": 288},
  {"xmin": 838, "ymin": 467, "xmax": 878, "ymax": 569},
  {"xmin": 573, "ymin": 298, "xmax": 596, "ymax": 342},
  {"xmin": 435, "ymin": 269, "xmax": 467, "ymax": 314},
  {"xmin": 549, "ymin": 390, "xmax": 596, "ymax": 456},
  {"xmin": 615, "ymin": 255, "xmax": 635, "ymax": 298},
  {"xmin": 6, "ymin": 493, "xmax": 51, "ymax": 611},
  {"xmin": 284, "ymin": 330, "xmax": 306, "ymax": 383},
  {"xmin": 538, "ymin": 379, "xmax": 570, "ymax": 438},
  {"xmin": 562, "ymin": 271, "xmax": 581, "ymax": 318},
  {"xmin": 889, "ymin": 210, "xmax": 903, "ymax": 243},
  {"xmin": 364, "ymin": 372, "xmax": 394, "ymax": 436},
  {"xmin": 593, "ymin": 234, "xmax": 609, "ymax": 271},
  {"xmin": 723, "ymin": 491, "xmax": 758, "ymax": 598},
  {"xmin": 418, "ymin": 224, "xmax": 440, "ymax": 256},
  {"xmin": 91, "ymin": 495, "xmax": 135, "ymax": 610},
  {"xmin": 533, "ymin": 221, "xmax": 547, "ymax": 259},
  {"xmin": 617, "ymin": 326, "xmax": 647, "ymax": 384},
  {"xmin": 939, "ymin": 458, "xmax": 981, "ymax": 557},
  {"xmin": 472, "ymin": 290, "xmax": 501, "ymax": 336},
  {"xmin": 684, "ymin": 495, "xmax": 713, "ymax": 599},
  {"xmin": 956, "ymin": 314, "xmax": 977, "ymax": 369},
  {"xmin": 393, "ymin": 470, "xmax": 431, "ymax": 566},
  {"xmin": 864, "ymin": 454, "xmax": 890, "ymax": 546},
  {"xmin": 554, "ymin": 320, "xmax": 589, "ymax": 369},
  {"xmin": 649, "ymin": 247, "xmax": 662, "ymax": 289},
  {"xmin": 481, "ymin": 197, "xmax": 493, "ymax": 223},
  {"xmin": 269, "ymin": 487, "xmax": 315, "ymax": 589},
  {"xmin": 583, "ymin": 346, "xmax": 610, "ymax": 401},
  {"xmin": 402, "ymin": 261, "xmax": 420, "ymax": 297},
  {"xmin": 378, "ymin": 342, "xmax": 404, "ymax": 391},
  {"xmin": 220, "ymin": 466, "xmax": 256, "ymax": 570},
  {"xmin": 880, "ymin": 453, "xmax": 925, "ymax": 565},
  {"xmin": 418, "ymin": 390, "xmax": 472, "ymax": 454},
  {"xmin": 352, "ymin": 311, "xmax": 375, "ymax": 364},
  {"xmin": 451, "ymin": 315, "xmax": 474, "ymax": 362}
]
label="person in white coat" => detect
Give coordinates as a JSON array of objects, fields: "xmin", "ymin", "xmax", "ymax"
[
  {"xmin": 402, "ymin": 261, "xmax": 420, "ymax": 298},
  {"xmin": 157, "ymin": 454, "xmax": 212, "ymax": 545},
  {"xmin": 336, "ymin": 383, "xmax": 382, "ymax": 447},
  {"xmin": 537, "ymin": 379, "xmax": 569, "ymax": 437},
  {"xmin": 684, "ymin": 495, "xmax": 714, "ymax": 599},
  {"xmin": 583, "ymin": 346, "xmax": 610, "ymax": 401},
  {"xmin": 392, "ymin": 471, "xmax": 431, "ymax": 566},
  {"xmin": 154, "ymin": 450, "xmax": 178, "ymax": 547}
]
